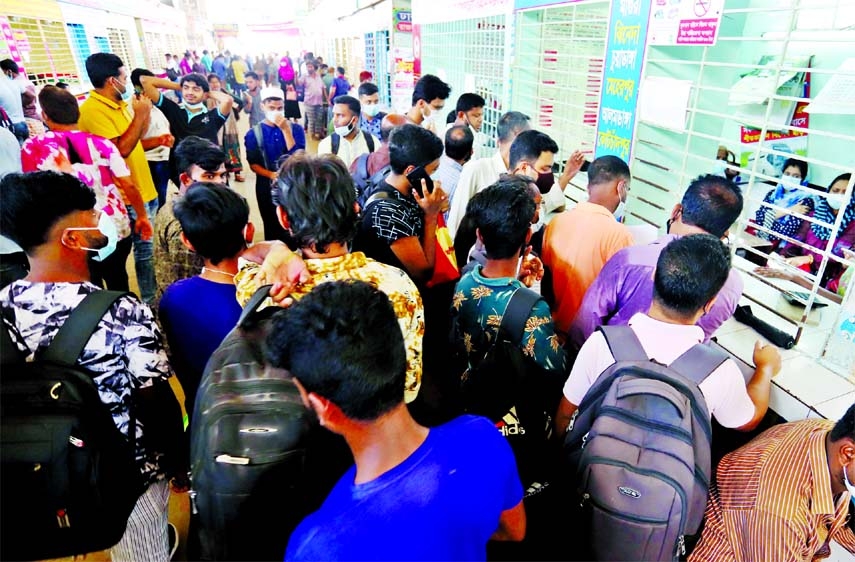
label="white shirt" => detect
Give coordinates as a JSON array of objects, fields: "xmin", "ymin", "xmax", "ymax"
[
  {"xmin": 446, "ymin": 150, "xmax": 508, "ymax": 238},
  {"xmin": 0, "ymin": 126, "xmax": 21, "ymax": 176},
  {"xmin": 563, "ymin": 313, "xmax": 755, "ymax": 429},
  {"xmin": 317, "ymin": 130, "xmax": 380, "ymax": 169},
  {"xmin": 141, "ymin": 106, "xmax": 171, "ymax": 162},
  {"xmin": 0, "ymin": 75, "xmax": 25, "ymax": 122}
]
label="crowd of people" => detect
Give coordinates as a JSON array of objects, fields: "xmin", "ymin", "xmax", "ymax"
[{"xmin": 0, "ymin": 44, "xmax": 853, "ymax": 562}]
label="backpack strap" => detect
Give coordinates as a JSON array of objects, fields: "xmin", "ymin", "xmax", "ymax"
[
  {"xmin": 668, "ymin": 343, "xmax": 729, "ymax": 386},
  {"xmin": 237, "ymin": 284, "xmax": 274, "ymax": 329},
  {"xmin": 41, "ymin": 290, "xmax": 130, "ymax": 366},
  {"xmin": 598, "ymin": 325, "xmax": 648, "ymax": 362},
  {"xmin": 0, "ymin": 319, "xmax": 24, "ymax": 365},
  {"xmin": 364, "ymin": 132, "xmax": 375, "ymax": 153},
  {"xmin": 253, "ymin": 124, "xmax": 270, "ymax": 171},
  {"xmin": 355, "ymin": 153, "xmax": 369, "ymax": 184},
  {"xmin": 331, "ymin": 133, "xmax": 340, "ymax": 155},
  {"xmin": 498, "ymin": 287, "xmax": 541, "ymax": 346},
  {"xmin": 368, "ymin": 164, "xmax": 392, "ymax": 188}
]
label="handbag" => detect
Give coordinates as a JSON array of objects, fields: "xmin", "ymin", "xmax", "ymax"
[{"xmin": 427, "ymin": 213, "xmax": 460, "ymax": 288}]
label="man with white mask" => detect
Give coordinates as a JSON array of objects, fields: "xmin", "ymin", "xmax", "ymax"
[
  {"xmin": 243, "ymin": 87, "xmax": 306, "ymax": 243},
  {"xmin": 318, "ymin": 95, "xmax": 380, "ymax": 168},
  {"xmin": 405, "ymin": 74, "xmax": 451, "ymax": 136},
  {"xmin": 357, "ymin": 82, "xmax": 387, "ymax": 139}
]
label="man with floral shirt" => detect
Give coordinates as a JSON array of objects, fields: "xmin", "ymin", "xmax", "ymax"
[
  {"xmin": 0, "ymin": 171, "xmax": 184, "ymax": 561},
  {"xmin": 451, "ymin": 176, "xmax": 566, "ymax": 378},
  {"xmin": 234, "ymin": 153, "xmax": 425, "ymax": 403},
  {"xmin": 21, "ymin": 85, "xmax": 152, "ymax": 294}
]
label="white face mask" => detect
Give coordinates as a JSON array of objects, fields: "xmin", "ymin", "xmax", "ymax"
[
  {"xmin": 827, "ymin": 195, "xmax": 844, "ymax": 210},
  {"xmin": 780, "ymin": 175, "xmax": 801, "ymax": 191},
  {"xmin": 334, "ymin": 117, "xmax": 356, "ymax": 137},
  {"xmin": 712, "ymin": 159, "xmax": 728, "ymax": 178},
  {"xmin": 421, "ymin": 105, "xmax": 436, "ymax": 128},
  {"xmin": 265, "ymin": 110, "xmax": 284, "ymax": 123},
  {"xmin": 184, "ymin": 101, "xmax": 206, "ymax": 111},
  {"xmin": 614, "ymin": 182, "xmax": 628, "ymax": 222},
  {"xmin": 64, "ymin": 213, "xmax": 119, "ymax": 262},
  {"xmin": 363, "ymin": 103, "xmax": 381, "ymax": 117}
]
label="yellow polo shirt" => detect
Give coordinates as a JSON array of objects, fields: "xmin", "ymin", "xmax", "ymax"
[{"xmin": 78, "ymin": 91, "xmax": 157, "ymax": 204}]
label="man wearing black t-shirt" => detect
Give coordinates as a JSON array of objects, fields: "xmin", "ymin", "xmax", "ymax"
[
  {"xmin": 355, "ymin": 124, "xmax": 446, "ymax": 285},
  {"xmin": 140, "ymin": 72, "xmax": 232, "ymax": 185}
]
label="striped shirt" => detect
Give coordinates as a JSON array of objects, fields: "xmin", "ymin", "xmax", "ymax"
[{"xmin": 690, "ymin": 420, "xmax": 855, "ymax": 562}]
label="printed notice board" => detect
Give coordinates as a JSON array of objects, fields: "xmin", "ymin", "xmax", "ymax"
[{"xmin": 594, "ymin": 0, "xmax": 652, "ymax": 163}]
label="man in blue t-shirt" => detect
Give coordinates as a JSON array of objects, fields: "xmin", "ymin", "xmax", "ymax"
[
  {"xmin": 265, "ymin": 281, "xmax": 526, "ymax": 561},
  {"xmin": 158, "ymin": 183, "xmax": 250, "ymax": 417}
]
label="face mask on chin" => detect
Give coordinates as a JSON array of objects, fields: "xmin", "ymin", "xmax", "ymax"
[
  {"xmin": 184, "ymin": 100, "xmax": 206, "ymax": 111},
  {"xmin": 112, "ymin": 80, "xmax": 131, "ymax": 102},
  {"xmin": 334, "ymin": 117, "xmax": 356, "ymax": 137},
  {"xmin": 614, "ymin": 183, "xmax": 628, "ymax": 223}
]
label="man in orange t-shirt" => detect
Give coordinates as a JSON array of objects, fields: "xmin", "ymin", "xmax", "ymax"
[{"xmin": 542, "ymin": 155, "xmax": 633, "ymax": 336}]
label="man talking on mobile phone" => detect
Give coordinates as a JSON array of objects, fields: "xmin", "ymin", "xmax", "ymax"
[{"xmin": 354, "ymin": 124, "xmax": 446, "ymax": 286}]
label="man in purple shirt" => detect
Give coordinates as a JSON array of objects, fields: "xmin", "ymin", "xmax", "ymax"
[{"xmin": 570, "ymin": 174, "xmax": 744, "ymax": 350}]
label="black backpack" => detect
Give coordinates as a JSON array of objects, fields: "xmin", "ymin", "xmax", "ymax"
[
  {"xmin": 0, "ymin": 291, "xmax": 143, "ymax": 561},
  {"xmin": 562, "ymin": 325, "xmax": 726, "ymax": 561},
  {"xmin": 331, "ymin": 130, "xmax": 375, "ymax": 156},
  {"xmin": 189, "ymin": 285, "xmax": 350, "ymax": 561},
  {"xmin": 453, "ymin": 287, "xmax": 555, "ymax": 488}
]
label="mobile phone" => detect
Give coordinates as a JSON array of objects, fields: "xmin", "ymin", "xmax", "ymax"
[{"xmin": 406, "ymin": 166, "xmax": 434, "ymax": 198}]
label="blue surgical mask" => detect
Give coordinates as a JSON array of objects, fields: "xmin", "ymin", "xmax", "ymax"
[
  {"xmin": 184, "ymin": 101, "xmax": 206, "ymax": 111},
  {"xmin": 66, "ymin": 213, "xmax": 118, "ymax": 262}
]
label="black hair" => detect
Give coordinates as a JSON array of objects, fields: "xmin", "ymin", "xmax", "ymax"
[
  {"xmin": 333, "ymin": 95, "xmax": 361, "ymax": 117},
  {"xmin": 203, "ymin": 50, "xmax": 209, "ymax": 55},
  {"xmin": 830, "ymin": 173, "xmax": 852, "ymax": 191},
  {"xmin": 244, "ymin": 71, "xmax": 260, "ymax": 81},
  {"xmin": 587, "ymin": 155, "xmax": 631, "ymax": 187},
  {"xmin": 446, "ymin": 110, "xmax": 457, "ymax": 125},
  {"xmin": 829, "ymin": 404, "xmax": 855, "ymax": 443},
  {"xmin": 388, "ymin": 124, "xmax": 444, "ymax": 175},
  {"xmin": 173, "ymin": 183, "xmax": 248, "ymax": 265},
  {"xmin": 456, "ymin": 92, "xmax": 485, "ymax": 113},
  {"xmin": 273, "ymin": 153, "xmax": 359, "ymax": 252},
  {"xmin": 130, "ymin": 67, "xmax": 154, "ymax": 88},
  {"xmin": 1, "ymin": 59, "xmax": 19, "ymax": 74},
  {"xmin": 55, "ymin": 82, "xmax": 69, "ymax": 89},
  {"xmin": 445, "ymin": 125, "xmax": 474, "ymax": 161},
  {"xmin": 680, "ymin": 175, "xmax": 744, "ymax": 238},
  {"xmin": 358, "ymin": 82, "xmax": 379, "ymax": 97},
  {"xmin": 497, "ymin": 111, "xmax": 530, "ymax": 143},
  {"xmin": 653, "ymin": 234, "xmax": 731, "ymax": 319},
  {"xmin": 782, "ymin": 158, "xmax": 808, "ymax": 179},
  {"xmin": 509, "ymin": 130, "xmax": 559, "ymax": 170},
  {"xmin": 468, "ymin": 175, "xmax": 536, "ymax": 260},
  {"xmin": 379, "ymin": 117, "xmax": 398, "ymax": 143},
  {"xmin": 85, "ymin": 52, "xmax": 124, "ymax": 88},
  {"xmin": 0, "ymin": 172, "xmax": 95, "ymax": 254},
  {"xmin": 174, "ymin": 136, "xmax": 227, "ymax": 175},
  {"xmin": 38, "ymin": 85, "xmax": 79, "ymax": 124},
  {"xmin": 207, "ymin": 73, "xmax": 219, "ymax": 83},
  {"xmin": 336, "ymin": 66, "xmax": 345, "ymax": 75},
  {"xmin": 180, "ymin": 73, "xmax": 210, "ymax": 92},
  {"xmin": 264, "ymin": 280, "xmax": 406, "ymax": 420},
  {"xmin": 411, "ymin": 74, "xmax": 451, "ymax": 105}
]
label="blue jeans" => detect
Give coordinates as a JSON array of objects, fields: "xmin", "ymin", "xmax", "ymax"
[
  {"xmin": 127, "ymin": 198, "xmax": 159, "ymax": 304},
  {"xmin": 12, "ymin": 121, "xmax": 28, "ymax": 146},
  {"xmin": 148, "ymin": 160, "xmax": 171, "ymax": 208}
]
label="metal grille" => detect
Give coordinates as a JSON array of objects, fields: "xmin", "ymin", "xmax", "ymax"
[
  {"xmin": 511, "ymin": 0, "xmax": 610, "ymax": 197},
  {"xmin": 93, "ymin": 36, "xmax": 110, "ymax": 54},
  {"xmin": 420, "ymin": 14, "xmax": 512, "ymax": 158},
  {"xmin": 8, "ymin": 16, "xmax": 79, "ymax": 85},
  {"xmin": 629, "ymin": 0, "xmax": 855, "ymax": 367},
  {"xmin": 108, "ymin": 28, "xmax": 134, "ymax": 68},
  {"xmin": 66, "ymin": 23, "xmax": 90, "ymax": 76},
  {"xmin": 364, "ymin": 29, "xmax": 392, "ymax": 107}
]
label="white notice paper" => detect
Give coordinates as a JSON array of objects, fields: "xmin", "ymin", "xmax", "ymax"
[
  {"xmin": 805, "ymin": 58, "xmax": 855, "ymax": 115},
  {"xmin": 637, "ymin": 76, "xmax": 693, "ymax": 132}
]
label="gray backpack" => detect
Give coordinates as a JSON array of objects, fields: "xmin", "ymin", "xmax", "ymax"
[{"xmin": 563, "ymin": 325, "xmax": 727, "ymax": 561}]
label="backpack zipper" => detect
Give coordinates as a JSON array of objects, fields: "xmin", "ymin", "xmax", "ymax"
[
  {"xmin": 579, "ymin": 492, "xmax": 669, "ymax": 525},
  {"xmin": 598, "ymin": 406, "xmax": 693, "ymax": 446},
  {"xmin": 584, "ymin": 456, "xmax": 688, "ymax": 543}
]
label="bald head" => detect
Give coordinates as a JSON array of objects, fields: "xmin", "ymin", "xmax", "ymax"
[
  {"xmin": 445, "ymin": 125, "xmax": 474, "ymax": 163},
  {"xmin": 380, "ymin": 113, "xmax": 408, "ymax": 143}
]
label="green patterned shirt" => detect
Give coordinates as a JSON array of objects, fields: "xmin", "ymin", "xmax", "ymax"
[{"xmin": 451, "ymin": 265, "xmax": 567, "ymax": 374}]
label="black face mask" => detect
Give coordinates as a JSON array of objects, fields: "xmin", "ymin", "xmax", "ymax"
[
  {"xmin": 535, "ymin": 171, "xmax": 554, "ymax": 194},
  {"xmin": 666, "ymin": 219, "xmax": 673, "ymax": 234}
]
